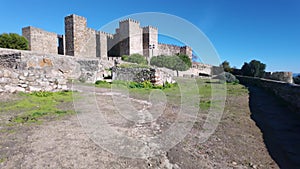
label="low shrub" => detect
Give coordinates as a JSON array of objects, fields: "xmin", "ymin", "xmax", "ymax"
[
  {"xmin": 121, "ymin": 54, "xmax": 148, "ymax": 65},
  {"xmin": 214, "ymin": 72, "xmax": 239, "ymax": 84}
]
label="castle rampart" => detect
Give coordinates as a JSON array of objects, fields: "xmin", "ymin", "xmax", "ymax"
[
  {"xmin": 22, "ymin": 26, "xmax": 58, "ymax": 55},
  {"xmin": 22, "ymin": 14, "xmax": 193, "ymax": 61}
]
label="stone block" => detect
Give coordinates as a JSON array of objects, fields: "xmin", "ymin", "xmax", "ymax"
[
  {"xmin": 19, "ymin": 75, "xmax": 26, "ymax": 80},
  {"xmin": 57, "ymin": 78, "xmax": 67, "ymax": 85},
  {"xmin": 44, "ymin": 86, "xmax": 53, "ymax": 91},
  {"xmin": 39, "ymin": 81, "xmax": 49, "ymax": 87},
  {"xmin": 18, "ymin": 84, "xmax": 28, "ymax": 88},
  {"xmin": 0, "ymin": 77, "xmax": 11, "ymax": 84},
  {"xmin": 3, "ymin": 69, "xmax": 11, "ymax": 77},
  {"xmin": 29, "ymin": 86, "xmax": 42, "ymax": 92},
  {"xmin": 11, "ymin": 72, "xmax": 19, "ymax": 79}
]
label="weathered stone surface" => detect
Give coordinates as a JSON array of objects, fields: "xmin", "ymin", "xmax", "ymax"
[
  {"xmin": 0, "ymin": 48, "xmax": 107, "ymax": 93},
  {"xmin": 3, "ymin": 69, "xmax": 11, "ymax": 77},
  {"xmin": 112, "ymin": 67, "xmax": 174, "ymax": 85},
  {"xmin": 29, "ymin": 86, "xmax": 42, "ymax": 92},
  {"xmin": 0, "ymin": 78, "xmax": 11, "ymax": 84},
  {"xmin": 237, "ymin": 75, "xmax": 300, "ymax": 112}
]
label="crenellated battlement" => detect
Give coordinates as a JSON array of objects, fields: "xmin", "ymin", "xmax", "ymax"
[
  {"xmin": 119, "ymin": 18, "xmax": 140, "ymax": 24},
  {"xmin": 142, "ymin": 26, "xmax": 158, "ymax": 30},
  {"xmin": 22, "ymin": 14, "xmax": 192, "ymax": 61}
]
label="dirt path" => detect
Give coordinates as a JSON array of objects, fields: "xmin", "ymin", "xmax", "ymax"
[
  {"xmin": 248, "ymin": 85, "xmax": 300, "ymax": 169},
  {"xmin": 0, "ymin": 85, "xmax": 279, "ymax": 169}
]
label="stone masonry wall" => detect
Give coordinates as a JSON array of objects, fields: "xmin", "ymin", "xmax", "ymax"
[
  {"xmin": 268, "ymin": 72, "xmax": 293, "ymax": 83},
  {"xmin": 112, "ymin": 67, "xmax": 174, "ymax": 85},
  {"xmin": 22, "ymin": 26, "xmax": 58, "ymax": 54},
  {"xmin": 157, "ymin": 43, "xmax": 181, "ymax": 57},
  {"xmin": 157, "ymin": 43, "xmax": 192, "ymax": 59},
  {"xmin": 143, "ymin": 26, "xmax": 158, "ymax": 58},
  {"xmin": 237, "ymin": 75, "xmax": 300, "ymax": 113},
  {"xmin": 65, "ymin": 14, "xmax": 99, "ymax": 58},
  {"xmin": 0, "ymin": 48, "xmax": 105, "ymax": 93}
]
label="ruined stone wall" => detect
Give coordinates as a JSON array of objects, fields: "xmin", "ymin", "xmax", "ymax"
[
  {"xmin": 22, "ymin": 26, "xmax": 58, "ymax": 54},
  {"xmin": 179, "ymin": 62, "xmax": 212, "ymax": 77},
  {"xmin": 268, "ymin": 72, "xmax": 293, "ymax": 83},
  {"xmin": 0, "ymin": 48, "xmax": 105, "ymax": 93},
  {"xmin": 237, "ymin": 75, "xmax": 300, "ymax": 113},
  {"xmin": 112, "ymin": 67, "xmax": 174, "ymax": 85}
]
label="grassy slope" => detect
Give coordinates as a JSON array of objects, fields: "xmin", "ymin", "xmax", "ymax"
[{"xmin": 0, "ymin": 91, "xmax": 74, "ymax": 124}]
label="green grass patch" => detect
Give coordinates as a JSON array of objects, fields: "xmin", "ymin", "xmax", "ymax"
[
  {"xmin": 118, "ymin": 63, "xmax": 150, "ymax": 68},
  {"xmin": 0, "ymin": 157, "xmax": 6, "ymax": 163},
  {"xmin": 94, "ymin": 78, "xmax": 247, "ymax": 110},
  {"xmin": 227, "ymin": 83, "xmax": 249, "ymax": 96},
  {"xmin": 0, "ymin": 91, "xmax": 74, "ymax": 124}
]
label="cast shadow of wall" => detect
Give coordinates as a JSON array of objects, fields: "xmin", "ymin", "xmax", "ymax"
[{"xmin": 246, "ymin": 84, "xmax": 300, "ymax": 169}]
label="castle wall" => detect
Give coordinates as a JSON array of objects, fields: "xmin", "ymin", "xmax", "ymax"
[
  {"xmin": 180, "ymin": 46, "xmax": 193, "ymax": 61},
  {"xmin": 143, "ymin": 26, "xmax": 158, "ymax": 59},
  {"xmin": 268, "ymin": 72, "xmax": 293, "ymax": 83},
  {"xmin": 65, "ymin": 14, "xmax": 102, "ymax": 58},
  {"xmin": 22, "ymin": 26, "xmax": 58, "ymax": 54},
  {"xmin": 98, "ymin": 32, "xmax": 108, "ymax": 59},
  {"xmin": 119, "ymin": 19, "xmax": 143, "ymax": 56},
  {"xmin": 237, "ymin": 75, "xmax": 300, "ymax": 113},
  {"xmin": 157, "ymin": 43, "xmax": 181, "ymax": 56}
]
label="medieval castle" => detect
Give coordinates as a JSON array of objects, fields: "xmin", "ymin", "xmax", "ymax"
[{"xmin": 21, "ymin": 14, "xmax": 192, "ymax": 61}]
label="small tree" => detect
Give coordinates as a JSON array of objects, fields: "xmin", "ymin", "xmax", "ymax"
[
  {"xmin": 0, "ymin": 33, "xmax": 29, "ymax": 50},
  {"xmin": 220, "ymin": 61, "xmax": 232, "ymax": 73},
  {"xmin": 177, "ymin": 54, "xmax": 192, "ymax": 68},
  {"xmin": 241, "ymin": 60, "xmax": 266, "ymax": 77}
]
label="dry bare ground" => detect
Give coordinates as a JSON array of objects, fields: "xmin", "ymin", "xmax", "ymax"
[{"xmin": 0, "ymin": 83, "xmax": 279, "ymax": 169}]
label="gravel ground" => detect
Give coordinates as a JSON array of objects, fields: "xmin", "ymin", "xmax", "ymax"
[{"xmin": 0, "ymin": 85, "xmax": 279, "ymax": 169}]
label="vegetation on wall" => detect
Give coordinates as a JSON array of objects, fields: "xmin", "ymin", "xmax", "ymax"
[
  {"xmin": 241, "ymin": 60, "xmax": 266, "ymax": 77},
  {"xmin": 121, "ymin": 54, "xmax": 148, "ymax": 65},
  {"xmin": 0, "ymin": 33, "xmax": 29, "ymax": 50}
]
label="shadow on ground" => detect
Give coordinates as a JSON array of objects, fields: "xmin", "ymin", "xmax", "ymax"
[{"xmin": 246, "ymin": 85, "xmax": 300, "ymax": 169}]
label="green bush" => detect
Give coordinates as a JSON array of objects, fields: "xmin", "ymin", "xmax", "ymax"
[
  {"xmin": 95, "ymin": 80, "xmax": 111, "ymax": 88},
  {"xmin": 150, "ymin": 55, "xmax": 190, "ymax": 72},
  {"xmin": 121, "ymin": 54, "xmax": 148, "ymax": 65},
  {"xmin": 214, "ymin": 72, "xmax": 239, "ymax": 84},
  {"xmin": 0, "ymin": 33, "xmax": 29, "ymax": 50},
  {"xmin": 241, "ymin": 60, "xmax": 266, "ymax": 77},
  {"xmin": 177, "ymin": 54, "xmax": 192, "ymax": 68}
]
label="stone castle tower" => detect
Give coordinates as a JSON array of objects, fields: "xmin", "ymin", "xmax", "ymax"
[{"xmin": 22, "ymin": 14, "xmax": 193, "ymax": 61}]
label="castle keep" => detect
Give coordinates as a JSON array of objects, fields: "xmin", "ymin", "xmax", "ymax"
[{"xmin": 22, "ymin": 14, "xmax": 192, "ymax": 60}]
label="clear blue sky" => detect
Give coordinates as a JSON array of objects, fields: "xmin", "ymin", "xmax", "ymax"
[{"xmin": 1, "ymin": 0, "xmax": 299, "ymax": 73}]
